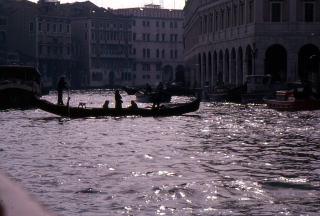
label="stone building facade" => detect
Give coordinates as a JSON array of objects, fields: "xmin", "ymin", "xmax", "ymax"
[
  {"xmin": 115, "ymin": 4, "xmax": 185, "ymax": 87},
  {"xmin": 72, "ymin": 13, "xmax": 133, "ymax": 88},
  {"xmin": 184, "ymin": 0, "xmax": 320, "ymax": 92}
]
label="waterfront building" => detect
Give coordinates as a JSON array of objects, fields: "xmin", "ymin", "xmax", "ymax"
[
  {"xmin": 0, "ymin": 9, "xmax": 8, "ymax": 64},
  {"xmin": 115, "ymin": 4, "xmax": 185, "ymax": 87},
  {"xmin": 184, "ymin": 0, "xmax": 320, "ymax": 92},
  {"xmin": 71, "ymin": 11, "xmax": 133, "ymax": 88},
  {"xmin": 1, "ymin": 0, "xmax": 76, "ymax": 88},
  {"xmin": 37, "ymin": 0, "xmax": 76, "ymax": 88}
]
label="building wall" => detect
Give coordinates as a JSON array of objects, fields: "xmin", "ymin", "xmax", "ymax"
[
  {"xmin": 115, "ymin": 6, "xmax": 185, "ymax": 87},
  {"xmin": 72, "ymin": 15, "xmax": 134, "ymax": 88},
  {"xmin": 184, "ymin": 0, "xmax": 320, "ymax": 91},
  {"xmin": 36, "ymin": 15, "xmax": 74, "ymax": 88},
  {"xmin": 0, "ymin": 12, "xmax": 8, "ymax": 64}
]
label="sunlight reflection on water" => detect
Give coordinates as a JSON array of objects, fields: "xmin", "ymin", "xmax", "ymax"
[{"xmin": 0, "ymin": 90, "xmax": 320, "ymax": 215}]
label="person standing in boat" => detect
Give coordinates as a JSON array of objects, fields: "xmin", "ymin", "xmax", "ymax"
[
  {"xmin": 114, "ymin": 90, "xmax": 123, "ymax": 110},
  {"xmin": 57, "ymin": 76, "xmax": 69, "ymax": 105}
]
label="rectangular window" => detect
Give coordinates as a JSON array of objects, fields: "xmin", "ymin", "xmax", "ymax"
[
  {"xmin": 248, "ymin": 0, "xmax": 254, "ymax": 23},
  {"xmin": 162, "ymin": 34, "xmax": 165, "ymax": 41},
  {"xmin": 233, "ymin": 6, "xmax": 237, "ymax": 26},
  {"xmin": 271, "ymin": 2, "xmax": 281, "ymax": 22},
  {"xmin": 38, "ymin": 23, "xmax": 42, "ymax": 31},
  {"xmin": 156, "ymin": 63, "xmax": 161, "ymax": 71},
  {"xmin": 38, "ymin": 45, "xmax": 42, "ymax": 55},
  {"xmin": 147, "ymin": 49, "xmax": 150, "ymax": 58},
  {"xmin": 0, "ymin": 31, "xmax": 6, "ymax": 43},
  {"xmin": 304, "ymin": 3, "xmax": 314, "ymax": 22},
  {"xmin": 0, "ymin": 18, "xmax": 7, "ymax": 26},
  {"xmin": 29, "ymin": 22, "xmax": 34, "ymax": 32}
]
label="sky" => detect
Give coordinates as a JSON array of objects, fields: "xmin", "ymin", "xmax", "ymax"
[{"xmin": 29, "ymin": 0, "xmax": 185, "ymax": 9}]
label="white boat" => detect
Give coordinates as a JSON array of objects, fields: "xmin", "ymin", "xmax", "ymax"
[{"xmin": 0, "ymin": 65, "xmax": 41, "ymax": 108}]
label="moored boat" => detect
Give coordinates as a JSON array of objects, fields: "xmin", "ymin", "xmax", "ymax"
[
  {"xmin": 0, "ymin": 65, "xmax": 41, "ymax": 108},
  {"xmin": 33, "ymin": 97, "xmax": 200, "ymax": 118},
  {"xmin": 122, "ymin": 86, "xmax": 140, "ymax": 95},
  {"xmin": 264, "ymin": 90, "xmax": 320, "ymax": 111},
  {"xmin": 135, "ymin": 91, "xmax": 171, "ymax": 103}
]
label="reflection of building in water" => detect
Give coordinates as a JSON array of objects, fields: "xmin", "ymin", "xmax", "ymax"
[
  {"xmin": 184, "ymin": 0, "xmax": 320, "ymax": 92},
  {"xmin": 115, "ymin": 5, "xmax": 185, "ymax": 87}
]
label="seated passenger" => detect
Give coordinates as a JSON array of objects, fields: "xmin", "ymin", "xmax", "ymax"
[
  {"xmin": 129, "ymin": 100, "xmax": 138, "ymax": 110},
  {"xmin": 102, "ymin": 100, "xmax": 109, "ymax": 109}
]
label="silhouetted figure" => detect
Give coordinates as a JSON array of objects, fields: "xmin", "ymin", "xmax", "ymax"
[
  {"xmin": 114, "ymin": 90, "xmax": 123, "ymax": 110},
  {"xmin": 129, "ymin": 100, "xmax": 138, "ymax": 110},
  {"xmin": 157, "ymin": 82, "xmax": 164, "ymax": 92},
  {"xmin": 102, "ymin": 100, "xmax": 109, "ymax": 109},
  {"xmin": 57, "ymin": 76, "xmax": 68, "ymax": 105},
  {"xmin": 152, "ymin": 93, "xmax": 161, "ymax": 109},
  {"xmin": 152, "ymin": 82, "xmax": 165, "ymax": 109},
  {"xmin": 145, "ymin": 83, "xmax": 152, "ymax": 93}
]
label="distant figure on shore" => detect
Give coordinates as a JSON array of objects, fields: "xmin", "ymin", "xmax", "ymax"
[
  {"xmin": 114, "ymin": 90, "xmax": 123, "ymax": 110},
  {"xmin": 57, "ymin": 76, "xmax": 68, "ymax": 105},
  {"xmin": 129, "ymin": 100, "xmax": 138, "ymax": 110}
]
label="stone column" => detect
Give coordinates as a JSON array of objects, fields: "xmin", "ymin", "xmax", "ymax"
[
  {"xmin": 254, "ymin": 52, "xmax": 265, "ymax": 76},
  {"xmin": 289, "ymin": 0, "xmax": 297, "ymax": 22},
  {"xmin": 287, "ymin": 48, "xmax": 299, "ymax": 82},
  {"xmin": 254, "ymin": 0, "xmax": 263, "ymax": 23}
]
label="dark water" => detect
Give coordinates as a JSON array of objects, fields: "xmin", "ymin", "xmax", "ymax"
[{"xmin": 1, "ymin": 90, "xmax": 320, "ymax": 216}]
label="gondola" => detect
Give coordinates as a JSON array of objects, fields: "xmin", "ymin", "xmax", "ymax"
[
  {"xmin": 135, "ymin": 91, "xmax": 171, "ymax": 103},
  {"xmin": 33, "ymin": 97, "xmax": 200, "ymax": 118}
]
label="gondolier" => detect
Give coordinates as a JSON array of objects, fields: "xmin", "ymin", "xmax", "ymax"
[{"xmin": 57, "ymin": 76, "xmax": 69, "ymax": 105}]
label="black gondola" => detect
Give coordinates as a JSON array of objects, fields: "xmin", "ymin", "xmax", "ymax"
[{"xmin": 33, "ymin": 97, "xmax": 200, "ymax": 118}]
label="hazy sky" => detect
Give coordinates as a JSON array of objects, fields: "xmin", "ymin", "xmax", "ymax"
[{"xmin": 30, "ymin": 0, "xmax": 185, "ymax": 9}]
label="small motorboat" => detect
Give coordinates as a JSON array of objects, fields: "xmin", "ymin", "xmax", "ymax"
[
  {"xmin": 33, "ymin": 97, "xmax": 200, "ymax": 118},
  {"xmin": 264, "ymin": 90, "xmax": 320, "ymax": 111}
]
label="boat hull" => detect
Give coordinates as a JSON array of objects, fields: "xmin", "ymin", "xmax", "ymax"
[
  {"xmin": 34, "ymin": 97, "xmax": 200, "ymax": 118},
  {"xmin": 0, "ymin": 88, "xmax": 40, "ymax": 109},
  {"xmin": 264, "ymin": 98, "xmax": 320, "ymax": 111}
]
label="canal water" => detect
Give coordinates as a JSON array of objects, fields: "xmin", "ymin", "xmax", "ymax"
[{"xmin": 0, "ymin": 90, "xmax": 319, "ymax": 216}]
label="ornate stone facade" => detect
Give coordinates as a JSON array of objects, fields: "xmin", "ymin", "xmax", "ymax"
[
  {"xmin": 115, "ymin": 5, "xmax": 184, "ymax": 87},
  {"xmin": 184, "ymin": 0, "xmax": 320, "ymax": 92}
]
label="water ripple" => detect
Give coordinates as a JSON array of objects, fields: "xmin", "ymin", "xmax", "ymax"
[{"xmin": 1, "ymin": 90, "xmax": 320, "ymax": 215}]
